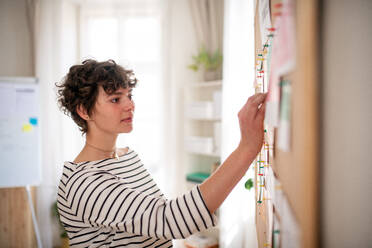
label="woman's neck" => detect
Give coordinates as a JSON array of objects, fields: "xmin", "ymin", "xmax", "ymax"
[
  {"xmin": 85, "ymin": 129, "xmax": 118, "ymax": 151},
  {"xmin": 73, "ymin": 130, "xmax": 119, "ymax": 163}
]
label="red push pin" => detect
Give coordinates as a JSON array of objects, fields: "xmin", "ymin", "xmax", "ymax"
[
  {"xmin": 257, "ymin": 76, "xmax": 263, "ymax": 78},
  {"xmin": 273, "ymin": 12, "xmax": 282, "ymax": 17},
  {"xmin": 274, "ymin": 3, "xmax": 283, "ymax": 8},
  {"xmin": 259, "ymin": 70, "xmax": 264, "ymax": 74},
  {"xmin": 267, "ymin": 27, "xmax": 276, "ymax": 32},
  {"xmin": 258, "ymin": 174, "xmax": 264, "ymax": 176}
]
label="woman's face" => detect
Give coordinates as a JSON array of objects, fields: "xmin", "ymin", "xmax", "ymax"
[{"xmin": 88, "ymin": 86, "xmax": 135, "ymax": 135}]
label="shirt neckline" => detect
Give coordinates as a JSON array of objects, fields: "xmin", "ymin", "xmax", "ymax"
[{"xmin": 67, "ymin": 147, "xmax": 131, "ymax": 166}]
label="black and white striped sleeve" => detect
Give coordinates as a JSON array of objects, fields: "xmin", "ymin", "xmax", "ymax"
[{"xmin": 57, "ymin": 167, "xmax": 218, "ymax": 240}]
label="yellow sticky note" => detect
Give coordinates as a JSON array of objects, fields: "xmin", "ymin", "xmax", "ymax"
[{"xmin": 22, "ymin": 123, "xmax": 32, "ymax": 132}]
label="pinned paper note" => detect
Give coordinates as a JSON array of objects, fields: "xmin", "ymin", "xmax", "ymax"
[
  {"xmin": 273, "ymin": 215, "xmax": 281, "ymax": 248},
  {"xmin": 259, "ymin": 0, "xmax": 272, "ymax": 44},
  {"xmin": 264, "ymin": 0, "xmax": 296, "ymax": 127},
  {"xmin": 277, "ymin": 80, "xmax": 292, "ymax": 151}
]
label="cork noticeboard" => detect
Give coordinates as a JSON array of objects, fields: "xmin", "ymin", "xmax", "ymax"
[{"xmin": 253, "ymin": 0, "xmax": 319, "ymax": 248}]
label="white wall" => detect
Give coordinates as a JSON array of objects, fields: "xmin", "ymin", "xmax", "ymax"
[
  {"xmin": 321, "ymin": 0, "xmax": 372, "ymax": 247},
  {"xmin": 0, "ymin": 0, "xmax": 33, "ymax": 76}
]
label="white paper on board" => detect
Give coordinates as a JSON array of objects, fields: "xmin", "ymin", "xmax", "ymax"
[
  {"xmin": 277, "ymin": 82, "xmax": 292, "ymax": 151},
  {"xmin": 281, "ymin": 197, "xmax": 301, "ymax": 248},
  {"xmin": 258, "ymin": 0, "xmax": 272, "ymax": 45},
  {"xmin": 264, "ymin": 0, "xmax": 296, "ymax": 128}
]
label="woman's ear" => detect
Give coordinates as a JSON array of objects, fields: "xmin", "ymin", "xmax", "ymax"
[{"xmin": 76, "ymin": 104, "xmax": 90, "ymax": 121}]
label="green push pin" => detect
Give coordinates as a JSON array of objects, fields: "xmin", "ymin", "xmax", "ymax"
[
  {"xmin": 257, "ymin": 200, "xmax": 262, "ymax": 204},
  {"xmin": 245, "ymin": 178, "xmax": 254, "ymax": 190}
]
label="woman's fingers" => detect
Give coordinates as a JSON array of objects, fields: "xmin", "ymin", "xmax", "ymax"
[
  {"xmin": 251, "ymin": 93, "xmax": 267, "ymax": 106},
  {"xmin": 256, "ymin": 101, "xmax": 266, "ymax": 122},
  {"xmin": 245, "ymin": 93, "xmax": 267, "ymax": 119}
]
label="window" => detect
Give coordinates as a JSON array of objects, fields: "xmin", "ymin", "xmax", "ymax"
[{"xmin": 80, "ymin": 2, "xmax": 164, "ymax": 174}]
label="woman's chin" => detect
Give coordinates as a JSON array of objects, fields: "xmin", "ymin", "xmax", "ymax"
[{"xmin": 119, "ymin": 126, "xmax": 133, "ymax": 133}]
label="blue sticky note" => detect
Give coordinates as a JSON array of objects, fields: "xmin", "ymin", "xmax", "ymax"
[{"xmin": 29, "ymin": 117, "xmax": 38, "ymax": 126}]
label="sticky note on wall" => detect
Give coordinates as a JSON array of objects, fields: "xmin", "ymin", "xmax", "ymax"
[
  {"xmin": 29, "ymin": 117, "xmax": 38, "ymax": 126},
  {"xmin": 22, "ymin": 123, "xmax": 32, "ymax": 132}
]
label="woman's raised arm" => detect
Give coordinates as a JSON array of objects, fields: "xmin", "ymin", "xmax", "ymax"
[{"xmin": 199, "ymin": 93, "xmax": 267, "ymax": 214}]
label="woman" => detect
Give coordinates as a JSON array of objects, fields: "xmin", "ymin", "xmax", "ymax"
[{"xmin": 56, "ymin": 59, "xmax": 266, "ymax": 247}]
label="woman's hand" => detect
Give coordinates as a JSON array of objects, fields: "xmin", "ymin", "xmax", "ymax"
[{"xmin": 237, "ymin": 93, "xmax": 267, "ymax": 156}]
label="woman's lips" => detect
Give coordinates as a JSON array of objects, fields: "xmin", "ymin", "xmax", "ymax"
[{"xmin": 121, "ymin": 118, "xmax": 132, "ymax": 123}]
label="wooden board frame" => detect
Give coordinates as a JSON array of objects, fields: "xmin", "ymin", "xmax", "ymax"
[{"xmin": 254, "ymin": 0, "xmax": 319, "ymax": 247}]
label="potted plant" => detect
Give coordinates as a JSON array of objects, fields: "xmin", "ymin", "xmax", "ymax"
[
  {"xmin": 52, "ymin": 201, "xmax": 69, "ymax": 248},
  {"xmin": 188, "ymin": 46, "xmax": 223, "ymax": 81}
]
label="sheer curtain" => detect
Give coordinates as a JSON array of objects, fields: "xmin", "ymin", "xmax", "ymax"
[
  {"xmin": 79, "ymin": 0, "xmax": 166, "ymax": 190},
  {"xmin": 188, "ymin": 0, "xmax": 224, "ymax": 54},
  {"xmin": 34, "ymin": 0, "xmax": 81, "ymax": 247},
  {"xmin": 219, "ymin": 0, "xmax": 257, "ymax": 247}
]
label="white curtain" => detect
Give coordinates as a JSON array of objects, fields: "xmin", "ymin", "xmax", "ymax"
[
  {"xmin": 34, "ymin": 0, "xmax": 81, "ymax": 246},
  {"xmin": 188, "ymin": 0, "xmax": 224, "ymax": 53},
  {"xmin": 220, "ymin": 0, "xmax": 257, "ymax": 247}
]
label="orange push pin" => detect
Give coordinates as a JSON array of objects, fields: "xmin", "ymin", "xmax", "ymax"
[{"xmin": 274, "ymin": 3, "xmax": 283, "ymax": 8}]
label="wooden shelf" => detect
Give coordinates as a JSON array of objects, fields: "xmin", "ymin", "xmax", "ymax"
[
  {"xmin": 189, "ymin": 80, "xmax": 222, "ymax": 88},
  {"xmin": 187, "ymin": 151, "xmax": 220, "ymax": 157},
  {"xmin": 186, "ymin": 117, "xmax": 221, "ymax": 121}
]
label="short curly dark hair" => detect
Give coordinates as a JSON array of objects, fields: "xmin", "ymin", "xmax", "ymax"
[{"xmin": 56, "ymin": 59, "xmax": 137, "ymax": 135}]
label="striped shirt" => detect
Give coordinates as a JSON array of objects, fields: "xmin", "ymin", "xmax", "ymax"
[{"xmin": 57, "ymin": 148, "xmax": 217, "ymax": 247}]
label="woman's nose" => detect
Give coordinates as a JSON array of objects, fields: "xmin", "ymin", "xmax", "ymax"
[{"xmin": 123, "ymin": 98, "xmax": 135, "ymax": 112}]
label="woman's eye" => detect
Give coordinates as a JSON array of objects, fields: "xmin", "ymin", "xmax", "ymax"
[
  {"xmin": 128, "ymin": 94, "xmax": 133, "ymax": 100},
  {"xmin": 111, "ymin": 98, "xmax": 119, "ymax": 103}
]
